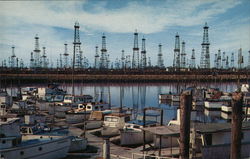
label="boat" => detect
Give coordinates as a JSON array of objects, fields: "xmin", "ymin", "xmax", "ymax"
[
  {"xmin": 65, "ymin": 102, "xmax": 110, "ymax": 124},
  {"xmin": 158, "ymin": 93, "xmax": 180, "ymax": 102},
  {"xmin": 0, "ymin": 117, "xmax": 71, "ymax": 159},
  {"xmin": 101, "ymin": 113, "xmax": 131, "ymax": 136},
  {"xmin": 204, "ymin": 100, "xmax": 226, "ymax": 110},
  {"xmin": 120, "ymin": 120, "xmax": 158, "ymax": 146}
]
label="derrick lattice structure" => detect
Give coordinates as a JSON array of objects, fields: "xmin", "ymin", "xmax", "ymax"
[
  {"xmin": 173, "ymin": 33, "xmax": 180, "ymax": 68},
  {"xmin": 94, "ymin": 46, "xmax": 100, "ymax": 69},
  {"xmin": 214, "ymin": 53, "xmax": 218, "ymax": 68},
  {"xmin": 231, "ymin": 52, "xmax": 235, "ymax": 68},
  {"xmin": 222, "ymin": 52, "xmax": 226, "ymax": 69},
  {"xmin": 63, "ymin": 43, "xmax": 69, "ymax": 68},
  {"xmin": 140, "ymin": 37, "xmax": 147, "ymax": 69},
  {"xmin": 121, "ymin": 50, "xmax": 125, "ymax": 69},
  {"xmin": 190, "ymin": 49, "xmax": 196, "ymax": 68},
  {"xmin": 41, "ymin": 47, "xmax": 48, "ymax": 68},
  {"xmin": 10, "ymin": 46, "xmax": 16, "ymax": 68},
  {"xmin": 180, "ymin": 41, "xmax": 186, "ymax": 68},
  {"xmin": 148, "ymin": 57, "xmax": 151, "ymax": 67},
  {"xmin": 125, "ymin": 55, "xmax": 131, "ymax": 69},
  {"xmin": 200, "ymin": 22, "xmax": 210, "ymax": 68},
  {"xmin": 226, "ymin": 56, "xmax": 229, "ymax": 69},
  {"xmin": 217, "ymin": 49, "xmax": 222, "ymax": 69},
  {"xmin": 157, "ymin": 44, "xmax": 164, "ymax": 68},
  {"xmin": 34, "ymin": 34, "xmax": 41, "ymax": 68},
  {"xmin": 30, "ymin": 52, "xmax": 34, "ymax": 68},
  {"xmin": 132, "ymin": 31, "xmax": 139, "ymax": 69},
  {"xmin": 73, "ymin": 22, "xmax": 82, "ymax": 68},
  {"xmin": 238, "ymin": 48, "xmax": 243, "ymax": 69},
  {"xmin": 100, "ymin": 34, "xmax": 107, "ymax": 69}
]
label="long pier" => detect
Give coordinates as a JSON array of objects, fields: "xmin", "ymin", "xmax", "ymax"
[{"xmin": 0, "ymin": 68, "xmax": 249, "ymax": 83}]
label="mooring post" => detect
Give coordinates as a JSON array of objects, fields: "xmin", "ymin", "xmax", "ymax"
[
  {"xmin": 103, "ymin": 137, "xmax": 110, "ymax": 159},
  {"xmin": 179, "ymin": 90, "xmax": 192, "ymax": 159},
  {"xmin": 231, "ymin": 92, "xmax": 243, "ymax": 159},
  {"xmin": 158, "ymin": 109, "xmax": 164, "ymax": 156}
]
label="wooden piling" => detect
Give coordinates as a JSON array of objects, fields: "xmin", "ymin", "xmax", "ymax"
[
  {"xmin": 179, "ymin": 90, "xmax": 192, "ymax": 159},
  {"xmin": 230, "ymin": 92, "xmax": 243, "ymax": 159},
  {"xmin": 103, "ymin": 138, "xmax": 110, "ymax": 159}
]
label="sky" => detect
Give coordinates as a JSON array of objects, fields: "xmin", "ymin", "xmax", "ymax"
[{"xmin": 0, "ymin": 0, "xmax": 250, "ymax": 67}]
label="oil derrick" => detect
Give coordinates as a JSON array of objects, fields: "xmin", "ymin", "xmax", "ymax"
[
  {"xmin": 226, "ymin": 56, "xmax": 229, "ymax": 69},
  {"xmin": 231, "ymin": 52, "xmax": 235, "ymax": 68},
  {"xmin": 121, "ymin": 50, "xmax": 125, "ymax": 69},
  {"xmin": 100, "ymin": 34, "xmax": 107, "ymax": 69},
  {"xmin": 217, "ymin": 49, "xmax": 222, "ymax": 69},
  {"xmin": 34, "ymin": 34, "xmax": 41, "ymax": 68},
  {"xmin": 10, "ymin": 46, "xmax": 16, "ymax": 68},
  {"xmin": 83, "ymin": 57, "xmax": 89, "ymax": 68},
  {"xmin": 125, "ymin": 55, "xmax": 131, "ymax": 69},
  {"xmin": 16, "ymin": 58, "xmax": 19, "ymax": 68},
  {"xmin": 115, "ymin": 58, "xmax": 120, "ymax": 69},
  {"xmin": 30, "ymin": 52, "xmax": 34, "ymax": 68},
  {"xmin": 200, "ymin": 22, "xmax": 210, "ymax": 69},
  {"xmin": 20, "ymin": 59, "xmax": 24, "ymax": 69},
  {"xmin": 173, "ymin": 33, "xmax": 180, "ymax": 68},
  {"xmin": 157, "ymin": 43, "xmax": 164, "ymax": 68},
  {"xmin": 41, "ymin": 47, "xmax": 47, "ymax": 68},
  {"xmin": 222, "ymin": 52, "xmax": 226, "ymax": 69},
  {"xmin": 94, "ymin": 46, "xmax": 100, "ymax": 69},
  {"xmin": 106, "ymin": 54, "xmax": 110, "ymax": 69},
  {"xmin": 73, "ymin": 22, "xmax": 82, "ymax": 69},
  {"xmin": 63, "ymin": 43, "xmax": 69, "ymax": 68},
  {"xmin": 214, "ymin": 53, "xmax": 218, "ymax": 68},
  {"xmin": 191, "ymin": 49, "xmax": 196, "ymax": 68},
  {"xmin": 59, "ymin": 53, "xmax": 63, "ymax": 68},
  {"xmin": 132, "ymin": 30, "xmax": 139, "ymax": 69},
  {"xmin": 238, "ymin": 48, "xmax": 243, "ymax": 69},
  {"xmin": 140, "ymin": 37, "xmax": 147, "ymax": 69},
  {"xmin": 248, "ymin": 50, "xmax": 250, "ymax": 68},
  {"xmin": 148, "ymin": 57, "xmax": 151, "ymax": 67},
  {"xmin": 180, "ymin": 41, "xmax": 186, "ymax": 68}
]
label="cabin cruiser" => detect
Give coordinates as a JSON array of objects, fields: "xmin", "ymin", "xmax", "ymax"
[
  {"xmin": 65, "ymin": 102, "xmax": 110, "ymax": 124},
  {"xmin": 120, "ymin": 120, "xmax": 158, "ymax": 146},
  {"xmin": 101, "ymin": 113, "xmax": 131, "ymax": 136},
  {"xmin": 0, "ymin": 117, "xmax": 71, "ymax": 159}
]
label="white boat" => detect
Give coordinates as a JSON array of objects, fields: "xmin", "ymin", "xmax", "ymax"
[
  {"xmin": 101, "ymin": 113, "xmax": 131, "ymax": 136},
  {"xmin": 120, "ymin": 120, "xmax": 157, "ymax": 146},
  {"xmin": 221, "ymin": 105, "xmax": 232, "ymax": 113},
  {"xmin": 65, "ymin": 102, "xmax": 110, "ymax": 124},
  {"xmin": 0, "ymin": 118, "xmax": 71, "ymax": 159},
  {"xmin": 204, "ymin": 100, "xmax": 224, "ymax": 110}
]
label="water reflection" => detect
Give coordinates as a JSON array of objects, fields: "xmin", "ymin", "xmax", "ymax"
[{"xmin": 6, "ymin": 82, "xmax": 238, "ymax": 123}]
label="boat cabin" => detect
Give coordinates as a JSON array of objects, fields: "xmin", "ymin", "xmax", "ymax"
[{"xmin": 103, "ymin": 114, "xmax": 131, "ymax": 128}]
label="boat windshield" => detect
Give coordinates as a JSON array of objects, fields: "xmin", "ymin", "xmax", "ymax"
[{"xmin": 105, "ymin": 117, "xmax": 118, "ymax": 122}]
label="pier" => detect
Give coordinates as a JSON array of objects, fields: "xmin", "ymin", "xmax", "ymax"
[{"xmin": 0, "ymin": 69, "xmax": 249, "ymax": 83}]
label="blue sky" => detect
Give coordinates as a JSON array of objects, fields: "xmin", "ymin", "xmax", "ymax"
[{"xmin": 0, "ymin": 0, "xmax": 250, "ymax": 67}]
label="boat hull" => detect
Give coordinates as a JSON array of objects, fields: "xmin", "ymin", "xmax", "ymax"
[
  {"xmin": 65, "ymin": 113, "xmax": 90, "ymax": 124},
  {"xmin": 120, "ymin": 130, "xmax": 153, "ymax": 146},
  {"xmin": 101, "ymin": 126, "xmax": 120, "ymax": 136},
  {"xmin": 0, "ymin": 135, "xmax": 71, "ymax": 159}
]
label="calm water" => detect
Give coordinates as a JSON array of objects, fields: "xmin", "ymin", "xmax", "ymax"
[{"xmin": 7, "ymin": 82, "xmax": 238, "ymax": 123}]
